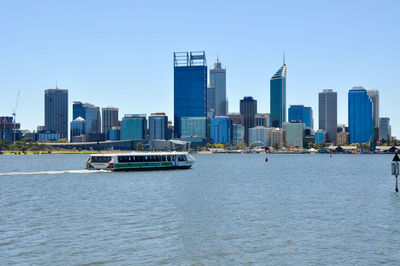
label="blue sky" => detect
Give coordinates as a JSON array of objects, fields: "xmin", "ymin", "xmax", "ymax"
[{"xmin": 1, "ymin": 0, "xmax": 399, "ymax": 137}]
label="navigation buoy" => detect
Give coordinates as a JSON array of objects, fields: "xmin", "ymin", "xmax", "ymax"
[{"xmin": 265, "ymin": 157, "xmax": 268, "ymax": 162}]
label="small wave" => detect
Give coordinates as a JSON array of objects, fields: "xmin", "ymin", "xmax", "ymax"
[{"xmin": 0, "ymin": 169, "xmax": 110, "ymax": 176}]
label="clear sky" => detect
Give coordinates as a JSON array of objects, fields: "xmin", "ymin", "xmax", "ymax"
[{"xmin": 1, "ymin": 0, "xmax": 399, "ymax": 137}]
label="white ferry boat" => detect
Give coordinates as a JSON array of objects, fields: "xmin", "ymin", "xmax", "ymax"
[{"xmin": 86, "ymin": 152, "xmax": 195, "ymax": 171}]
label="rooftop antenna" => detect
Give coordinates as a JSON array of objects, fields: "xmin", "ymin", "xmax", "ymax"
[
  {"xmin": 12, "ymin": 90, "xmax": 20, "ymax": 143},
  {"xmin": 283, "ymin": 51, "xmax": 286, "ymax": 65},
  {"xmin": 56, "ymin": 81, "xmax": 58, "ymax": 89}
]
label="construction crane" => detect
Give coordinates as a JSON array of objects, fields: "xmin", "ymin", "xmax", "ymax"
[{"xmin": 12, "ymin": 90, "xmax": 20, "ymax": 142}]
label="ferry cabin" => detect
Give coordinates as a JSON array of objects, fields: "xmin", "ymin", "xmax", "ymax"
[{"xmin": 86, "ymin": 152, "xmax": 195, "ymax": 171}]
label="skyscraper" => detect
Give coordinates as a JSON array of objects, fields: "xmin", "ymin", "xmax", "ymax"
[
  {"xmin": 174, "ymin": 51, "xmax": 207, "ymax": 138},
  {"xmin": 45, "ymin": 87, "xmax": 68, "ymax": 139},
  {"xmin": 367, "ymin": 90, "xmax": 379, "ymax": 127},
  {"xmin": 319, "ymin": 89, "xmax": 337, "ymax": 143},
  {"xmin": 102, "ymin": 106, "xmax": 119, "ymax": 140},
  {"xmin": 379, "ymin": 117, "xmax": 391, "ymax": 142},
  {"xmin": 270, "ymin": 62, "xmax": 287, "ymax": 128},
  {"xmin": 240, "ymin": 96, "xmax": 257, "ymax": 145},
  {"xmin": 72, "ymin": 102, "xmax": 101, "ymax": 134},
  {"xmin": 348, "ymin": 87, "xmax": 373, "ymax": 144},
  {"xmin": 288, "ymin": 105, "xmax": 313, "ymax": 129},
  {"xmin": 120, "ymin": 114, "xmax": 147, "ymax": 140},
  {"xmin": 367, "ymin": 90, "xmax": 379, "ymax": 141},
  {"xmin": 211, "ymin": 116, "xmax": 232, "ymax": 145},
  {"xmin": 209, "ymin": 58, "xmax": 227, "ymax": 116},
  {"xmin": 149, "ymin": 112, "xmax": 169, "ymax": 140}
]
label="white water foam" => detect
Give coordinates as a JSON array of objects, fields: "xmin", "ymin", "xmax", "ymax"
[{"xmin": 0, "ymin": 169, "xmax": 110, "ymax": 176}]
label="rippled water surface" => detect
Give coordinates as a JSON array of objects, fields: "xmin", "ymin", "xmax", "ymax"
[{"xmin": 1, "ymin": 153, "xmax": 400, "ymax": 265}]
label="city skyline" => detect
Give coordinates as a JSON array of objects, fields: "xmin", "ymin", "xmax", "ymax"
[{"xmin": 1, "ymin": 1, "xmax": 399, "ymax": 137}]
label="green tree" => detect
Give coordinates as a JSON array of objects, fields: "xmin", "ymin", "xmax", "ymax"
[
  {"xmin": 0, "ymin": 139, "xmax": 10, "ymax": 150},
  {"xmin": 136, "ymin": 142, "xmax": 143, "ymax": 151}
]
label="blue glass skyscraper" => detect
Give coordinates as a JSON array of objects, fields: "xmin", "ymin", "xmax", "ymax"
[
  {"xmin": 348, "ymin": 87, "xmax": 373, "ymax": 144},
  {"xmin": 174, "ymin": 51, "xmax": 207, "ymax": 138},
  {"xmin": 149, "ymin": 112, "xmax": 169, "ymax": 140},
  {"xmin": 72, "ymin": 101, "xmax": 101, "ymax": 134},
  {"xmin": 270, "ymin": 63, "xmax": 287, "ymax": 128},
  {"xmin": 120, "ymin": 114, "xmax": 146, "ymax": 140},
  {"xmin": 211, "ymin": 116, "xmax": 232, "ymax": 145},
  {"xmin": 288, "ymin": 105, "xmax": 313, "ymax": 128}
]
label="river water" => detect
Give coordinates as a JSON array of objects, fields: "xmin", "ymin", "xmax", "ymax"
[{"xmin": 1, "ymin": 153, "xmax": 399, "ymax": 265}]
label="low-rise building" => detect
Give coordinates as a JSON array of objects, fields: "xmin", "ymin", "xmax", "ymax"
[
  {"xmin": 283, "ymin": 122, "xmax": 305, "ymax": 148},
  {"xmin": 248, "ymin": 126, "xmax": 271, "ymax": 146},
  {"xmin": 336, "ymin": 131, "xmax": 349, "ymax": 145},
  {"xmin": 270, "ymin": 128, "xmax": 285, "ymax": 149}
]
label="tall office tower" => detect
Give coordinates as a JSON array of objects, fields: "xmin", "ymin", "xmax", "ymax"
[
  {"xmin": 255, "ymin": 113, "xmax": 270, "ymax": 128},
  {"xmin": 367, "ymin": 90, "xmax": 379, "ymax": 141},
  {"xmin": 348, "ymin": 87, "xmax": 373, "ymax": 144},
  {"xmin": 288, "ymin": 105, "xmax": 313, "ymax": 129},
  {"xmin": 207, "ymin": 86, "xmax": 216, "ymax": 117},
  {"xmin": 270, "ymin": 62, "xmax": 287, "ymax": 128},
  {"xmin": 367, "ymin": 90, "xmax": 379, "ymax": 127},
  {"xmin": 45, "ymin": 87, "xmax": 68, "ymax": 138},
  {"xmin": 210, "ymin": 58, "xmax": 227, "ymax": 116},
  {"xmin": 73, "ymin": 102, "xmax": 101, "ymax": 134},
  {"xmin": 174, "ymin": 51, "xmax": 207, "ymax": 138},
  {"xmin": 211, "ymin": 116, "xmax": 232, "ymax": 145},
  {"xmin": 120, "ymin": 114, "xmax": 147, "ymax": 140},
  {"xmin": 149, "ymin": 112, "xmax": 169, "ymax": 140},
  {"xmin": 102, "ymin": 106, "xmax": 119, "ymax": 139},
  {"xmin": 240, "ymin": 96, "xmax": 257, "ymax": 145},
  {"xmin": 319, "ymin": 89, "xmax": 337, "ymax": 143},
  {"xmin": 379, "ymin": 117, "xmax": 391, "ymax": 142}
]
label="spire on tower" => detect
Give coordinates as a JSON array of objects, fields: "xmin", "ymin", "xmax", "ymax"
[{"xmin": 283, "ymin": 51, "xmax": 286, "ymax": 65}]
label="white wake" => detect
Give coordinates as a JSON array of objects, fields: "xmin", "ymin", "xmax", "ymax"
[{"xmin": 0, "ymin": 169, "xmax": 110, "ymax": 176}]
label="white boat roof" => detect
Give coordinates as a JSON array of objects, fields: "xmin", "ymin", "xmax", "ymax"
[{"xmin": 89, "ymin": 152, "xmax": 189, "ymax": 157}]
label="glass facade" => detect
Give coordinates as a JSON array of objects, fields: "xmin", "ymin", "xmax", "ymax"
[
  {"xmin": 149, "ymin": 113, "xmax": 169, "ymax": 140},
  {"xmin": 240, "ymin": 96, "xmax": 257, "ymax": 145},
  {"xmin": 348, "ymin": 87, "xmax": 372, "ymax": 144},
  {"xmin": 174, "ymin": 52, "xmax": 207, "ymax": 138},
  {"xmin": 73, "ymin": 102, "xmax": 101, "ymax": 135},
  {"xmin": 288, "ymin": 105, "xmax": 313, "ymax": 129},
  {"xmin": 315, "ymin": 130, "xmax": 325, "ymax": 143},
  {"xmin": 379, "ymin": 117, "xmax": 391, "ymax": 142},
  {"xmin": 209, "ymin": 60, "xmax": 227, "ymax": 116},
  {"xmin": 283, "ymin": 122, "xmax": 304, "ymax": 148},
  {"xmin": 319, "ymin": 89, "xmax": 337, "ymax": 143},
  {"xmin": 181, "ymin": 117, "xmax": 209, "ymax": 139},
  {"xmin": 233, "ymin": 124, "xmax": 244, "ymax": 145},
  {"xmin": 120, "ymin": 114, "xmax": 146, "ymax": 140},
  {"xmin": 45, "ymin": 88, "xmax": 68, "ymax": 138},
  {"xmin": 102, "ymin": 107, "xmax": 119, "ymax": 140},
  {"xmin": 270, "ymin": 64, "xmax": 287, "ymax": 128},
  {"xmin": 210, "ymin": 116, "xmax": 232, "ymax": 145},
  {"xmin": 70, "ymin": 117, "xmax": 86, "ymax": 139},
  {"xmin": 248, "ymin": 126, "xmax": 271, "ymax": 146},
  {"xmin": 109, "ymin": 127, "xmax": 121, "ymax": 141}
]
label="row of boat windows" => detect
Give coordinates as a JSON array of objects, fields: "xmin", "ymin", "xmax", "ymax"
[
  {"xmin": 90, "ymin": 156, "xmax": 112, "ymax": 163},
  {"xmin": 118, "ymin": 155, "xmax": 187, "ymax": 163}
]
